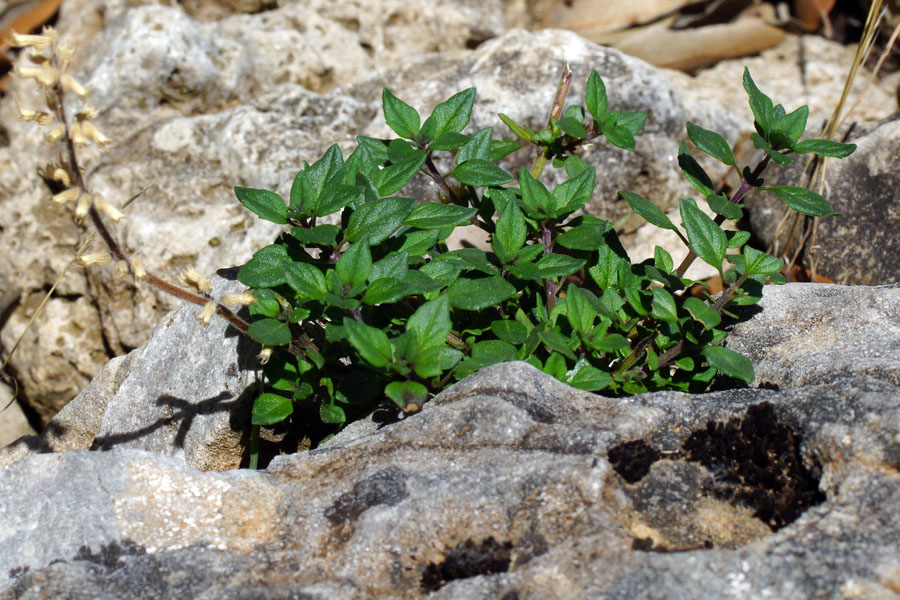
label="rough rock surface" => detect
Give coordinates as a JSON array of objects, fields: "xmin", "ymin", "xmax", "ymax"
[
  {"xmin": 726, "ymin": 283, "xmax": 900, "ymax": 389},
  {"xmin": 2, "ymin": 284, "xmax": 900, "ymax": 597},
  {"xmin": 0, "ymin": 274, "xmax": 257, "ymax": 471},
  {"xmin": 1, "ymin": 364, "xmax": 900, "ymax": 598}
]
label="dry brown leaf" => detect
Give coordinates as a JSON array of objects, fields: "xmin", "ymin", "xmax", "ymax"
[
  {"xmin": 795, "ymin": 0, "xmax": 836, "ymax": 32},
  {"xmin": 0, "ymin": 0, "xmax": 64, "ymax": 92},
  {"xmin": 614, "ymin": 17, "xmax": 786, "ymax": 71},
  {"xmin": 541, "ymin": 0, "xmax": 692, "ymax": 36}
]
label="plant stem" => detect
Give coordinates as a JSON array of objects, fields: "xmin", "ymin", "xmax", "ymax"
[
  {"xmin": 530, "ymin": 62, "xmax": 572, "ymax": 180},
  {"xmin": 52, "ymin": 83, "xmax": 252, "ymax": 335},
  {"xmin": 423, "ymin": 153, "xmax": 461, "ymax": 205}
]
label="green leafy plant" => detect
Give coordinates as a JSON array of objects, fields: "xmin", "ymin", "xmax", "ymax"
[{"xmin": 235, "ymin": 66, "xmax": 855, "ymax": 436}]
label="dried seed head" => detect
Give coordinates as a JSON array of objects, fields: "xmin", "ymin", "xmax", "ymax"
[
  {"xmin": 69, "ymin": 122, "xmax": 86, "ymax": 146},
  {"xmin": 10, "ymin": 32, "xmax": 53, "ymax": 50},
  {"xmin": 132, "ymin": 256, "xmax": 147, "ymax": 281},
  {"xmin": 58, "ymin": 44, "xmax": 74, "ymax": 69},
  {"xmin": 51, "ymin": 168, "xmax": 71, "ymax": 186},
  {"xmin": 18, "ymin": 105, "xmax": 54, "ymax": 125},
  {"xmin": 74, "ymin": 191, "xmax": 92, "ymax": 223},
  {"xmin": 257, "ymin": 347, "xmax": 273, "ymax": 365},
  {"xmin": 79, "ymin": 253, "xmax": 111, "ymax": 267},
  {"xmin": 222, "ymin": 291, "xmax": 257, "ymax": 307},
  {"xmin": 116, "ymin": 261, "xmax": 129, "ymax": 278},
  {"xmin": 45, "ymin": 124, "xmax": 65, "ymax": 143},
  {"xmin": 75, "ymin": 105, "xmax": 99, "ymax": 121},
  {"xmin": 197, "ymin": 301, "xmax": 216, "ymax": 325},
  {"xmin": 52, "ymin": 187, "xmax": 81, "ymax": 205},
  {"xmin": 82, "ymin": 121, "xmax": 111, "ymax": 147},
  {"xmin": 16, "ymin": 65, "xmax": 59, "ymax": 87},
  {"xmin": 27, "ymin": 50, "xmax": 50, "ymax": 65},
  {"xmin": 93, "ymin": 193, "xmax": 124, "ymax": 222},
  {"xmin": 180, "ymin": 266, "xmax": 213, "ymax": 293},
  {"xmin": 60, "ymin": 74, "xmax": 88, "ymax": 98}
]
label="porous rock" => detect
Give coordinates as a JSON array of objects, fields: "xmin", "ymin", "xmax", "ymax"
[
  {"xmin": 726, "ymin": 282, "xmax": 900, "ymax": 389},
  {"xmin": 2, "ymin": 361, "xmax": 900, "ymax": 598},
  {"xmin": 0, "ymin": 274, "xmax": 258, "ymax": 472}
]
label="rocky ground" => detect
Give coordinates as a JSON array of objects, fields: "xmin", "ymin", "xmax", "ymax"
[{"xmin": 0, "ymin": 0, "xmax": 899, "ymax": 597}]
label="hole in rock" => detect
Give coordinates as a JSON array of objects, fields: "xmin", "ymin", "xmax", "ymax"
[
  {"xmin": 681, "ymin": 402, "xmax": 825, "ymax": 531},
  {"xmin": 607, "ymin": 439, "xmax": 661, "ymax": 484},
  {"xmin": 421, "ymin": 537, "xmax": 513, "ymax": 592},
  {"xmin": 608, "ymin": 402, "xmax": 825, "ymax": 541}
]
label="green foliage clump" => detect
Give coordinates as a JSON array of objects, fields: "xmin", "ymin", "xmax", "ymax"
[{"xmin": 234, "ymin": 67, "xmax": 855, "ymax": 431}]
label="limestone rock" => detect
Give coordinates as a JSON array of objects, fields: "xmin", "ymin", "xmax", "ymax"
[
  {"xmin": 726, "ymin": 282, "xmax": 900, "ymax": 389},
  {"xmin": 0, "ymin": 274, "xmax": 258, "ymax": 472},
  {"xmin": 2, "ymin": 362, "xmax": 900, "ymax": 598}
]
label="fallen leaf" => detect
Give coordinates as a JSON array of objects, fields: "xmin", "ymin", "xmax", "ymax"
[
  {"xmin": 614, "ymin": 16, "xmax": 786, "ymax": 71},
  {"xmin": 541, "ymin": 0, "xmax": 692, "ymax": 36}
]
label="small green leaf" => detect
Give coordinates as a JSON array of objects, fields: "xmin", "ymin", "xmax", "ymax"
[
  {"xmin": 539, "ymin": 331, "xmax": 577, "ymax": 360},
  {"xmin": 419, "ymin": 88, "xmax": 476, "ymax": 142},
  {"xmin": 284, "ymin": 262, "xmax": 327, "ymax": 300},
  {"xmin": 343, "ymin": 317, "xmax": 393, "ymax": 368},
  {"xmin": 569, "ymin": 364, "xmax": 612, "ymax": 391},
  {"xmin": 494, "ymin": 201, "xmax": 527, "ymax": 258},
  {"xmin": 376, "ymin": 151, "xmax": 427, "ymax": 196},
  {"xmin": 769, "ymin": 186, "xmax": 839, "ymax": 217},
  {"xmin": 678, "ymin": 141, "xmax": 716, "ymax": 198},
  {"xmin": 706, "ymin": 193, "xmax": 743, "ymax": 221},
  {"xmin": 382, "ymin": 88, "xmax": 420, "ymax": 139},
  {"xmin": 551, "ymin": 167, "xmax": 595, "ymax": 215},
  {"xmin": 683, "ymin": 296, "xmax": 721, "ymax": 330},
  {"xmin": 290, "ymin": 224, "xmax": 340, "ymax": 246},
  {"xmin": 491, "ymin": 319, "xmax": 528, "ymax": 345},
  {"xmin": 557, "ymin": 116, "xmax": 588, "ymax": 138},
  {"xmin": 654, "ymin": 246, "xmax": 674, "ymax": 273},
  {"xmin": 489, "ymin": 139, "xmax": 521, "ymax": 162},
  {"xmin": 451, "ymin": 159, "xmax": 513, "ymax": 187},
  {"xmin": 556, "ymin": 217, "xmax": 613, "ymax": 251},
  {"xmin": 751, "ymin": 133, "xmax": 792, "ymax": 165},
  {"xmin": 447, "ymin": 276, "xmax": 516, "ymax": 310},
  {"xmin": 792, "ymin": 138, "xmax": 857, "ymax": 158},
  {"xmin": 345, "ymin": 197, "xmax": 416, "ymax": 244},
  {"xmin": 407, "ymin": 295, "xmax": 452, "ymax": 351},
  {"xmin": 726, "ymin": 230, "xmax": 751, "ymax": 249},
  {"xmin": 371, "ymin": 253, "xmax": 408, "ymax": 281},
  {"xmin": 252, "ymin": 393, "xmax": 293, "ymax": 425},
  {"xmin": 617, "ymin": 111, "xmax": 647, "ymax": 136},
  {"xmin": 619, "ymin": 191, "xmax": 679, "ymax": 232},
  {"xmin": 235, "ymin": 187, "xmax": 287, "ymax": 224},
  {"xmin": 585, "ymin": 70, "xmax": 608, "ymax": 121},
  {"xmin": 741, "ymin": 246, "xmax": 784, "ymax": 276},
  {"xmin": 651, "ymin": 287, "xmax": 678, "ymax": 322},
  {"xmin": 428, "ymin": 132, "xmax": 471, "ymax": 151},
  {"xmin": 601, "ymin": 121, "xmax": 635, "ymax": 151},
  {"xmin": 775, "ymin": 105, "xmax": 808, "ymax": 146},
  {"xmin": 238, "ymin": 244, "xmax": 287, "ymax": 288},
  {"xmin": 404, "ymin": 203, "xmax": 477, "ymax": 229},
  {"xmin": 336, "ymin": 242, "xmax": 372, "ymax": 287},
  {"xmin": 743, "ymin": 68, "xmax": 774, "ymax": 134},
  {"xmin": 456, "ymin": 127, "xmax": 493, "ymax": 164},
  {"xmin": 384, "ymin": 380, "xmax": 428, "ymax": 410},
  {"xmin": 362, "ymin": 278, "xmax": 409, "ymax": 305},
  {"xmin": 565, "ymin": 285, "xmax": 596, "ymax": 334},
  {"xmin": 319, "ymin": 398, "xmax": 346, "ymax": 425},
  {"xmin": 498, "ymin": 113, "xmax": 534, "ymax": 142},
  {"xmin": 248, "ymin": 318, "xmax": 292, "ymax": 346},
  {"xmin": 702, "ymin": 345, "xmax": 754, "ymax": 383},
  {"xmin": 534, "ymin": 254, "xmax": 586, "ymax": 279},
  {"xmin": 518, "ymin": 167, "xmax": 553, "ymax": 217},
  {"xmin": 686, "ymin": 122, "xmax": 736, "ymax": 168},
  {"xmin": 680, "ymin": 197, "xmax": 727, "ymax": 272}
]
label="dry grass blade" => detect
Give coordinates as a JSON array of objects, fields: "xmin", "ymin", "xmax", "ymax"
[{"xmin": 0, "ymin": 234, "xmax": 96, "ymax": 413}]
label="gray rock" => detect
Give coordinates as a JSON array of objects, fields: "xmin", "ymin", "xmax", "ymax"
[
  {"xmin": 2, "ymin": 363, "xmax": 900, "ymax": 598},
  {"xmin": 726, "ymin": 283, "xmax": 900, "ymax": 389},
  {"xmin": 0, "ymin": 274, "xmax": 258, "ymax": 472}
]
